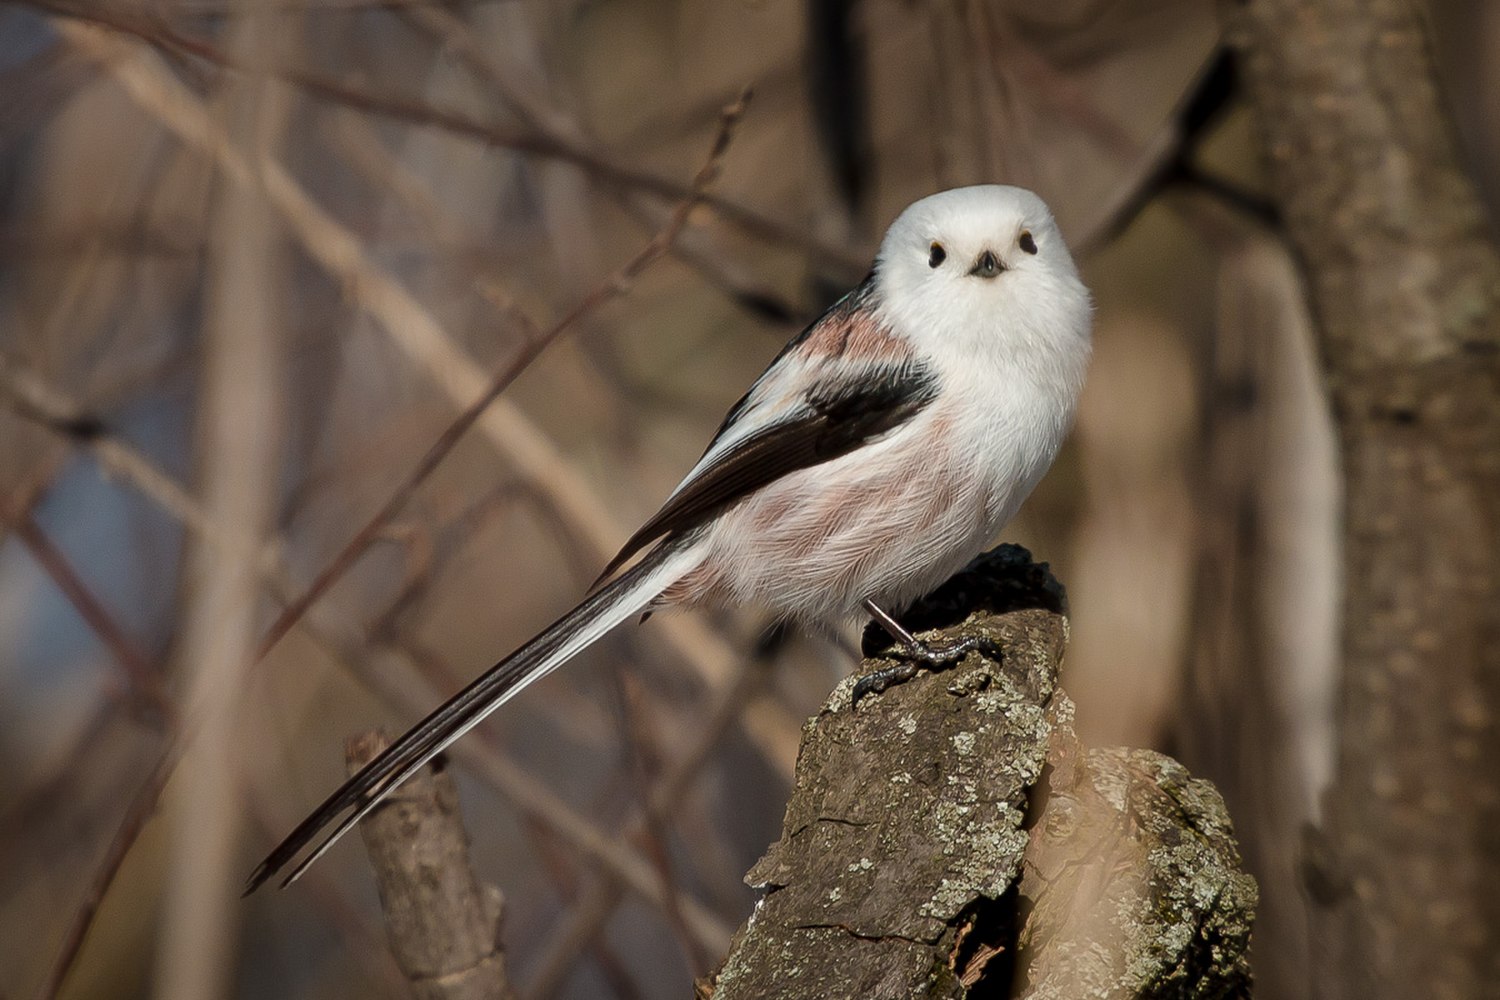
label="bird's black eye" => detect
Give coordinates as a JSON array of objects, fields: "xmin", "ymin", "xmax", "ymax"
[
  {"xmin": 928, "ymin": 242, "xmax": 946, "ymax": 268},
  {"xmin": 1019, "ymin": 230, "xmax": 1038, "ymax": 255}
]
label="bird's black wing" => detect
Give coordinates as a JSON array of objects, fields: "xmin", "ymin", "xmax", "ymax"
[{"xmin": 597, "ymin": 359, "xmax": 939, "ymax": 581}]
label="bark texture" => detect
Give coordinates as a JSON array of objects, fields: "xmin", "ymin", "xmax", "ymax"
[
  {"xmin": 702, "ymin": 546, "xmax": 1257, "ymax": 1000},
  {"xmin": 1232, "ymin": 1, "xmax": 1500, "ymax": 997},
  {"xmin": 347, "ymin": 731, "xmax": 515, "ymax": 1000}
]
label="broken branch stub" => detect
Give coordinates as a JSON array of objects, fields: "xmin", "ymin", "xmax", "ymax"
[
  {"xmin": 346, "ymin": 730, "xmax": 515, "ymax": 1000},
  {"xmin": 704, "ymin": 545, "xmax": 1256, "ymax": 999}
]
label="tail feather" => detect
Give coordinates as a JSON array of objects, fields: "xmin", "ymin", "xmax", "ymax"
[{"xmin": 244, "ymin": 541, "xmax": 701, "ymax": 894}]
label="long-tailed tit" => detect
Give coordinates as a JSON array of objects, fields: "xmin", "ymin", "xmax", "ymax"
[{"xmin": 247, "ymin": 184, "xmax": 1092, "ymax": 893}]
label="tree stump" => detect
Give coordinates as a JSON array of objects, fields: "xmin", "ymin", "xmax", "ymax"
[{"xmin": 702, "ymin": 546, "xmax": 1257, "ymax": 999}]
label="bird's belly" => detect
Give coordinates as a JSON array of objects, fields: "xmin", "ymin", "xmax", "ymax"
[{"xmin": 675, "ymin": 412, "xmax": 1045, "ymax": 624}]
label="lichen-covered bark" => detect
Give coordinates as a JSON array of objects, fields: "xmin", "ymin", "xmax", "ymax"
[
  {"xmin": 703, "ymin": 546, "xmax": 1256, "ymax": 1000},
  {"xmin": 1020, "ymin": 706, "xmax": 1256, "ymax": 1000},
  {"xmin": 1231, "ymin": 2, "xmax": 1500, "ymax": 996}
]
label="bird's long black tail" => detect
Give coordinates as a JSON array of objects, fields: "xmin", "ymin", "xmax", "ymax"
[{"xmin": 244, "ymin": 540, "xmax": 702, "ymax": 894}]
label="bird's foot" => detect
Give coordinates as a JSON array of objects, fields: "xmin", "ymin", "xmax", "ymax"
[{"xmin": 851, "ymin": 632, "xmax": 1002, "ymax": 705}]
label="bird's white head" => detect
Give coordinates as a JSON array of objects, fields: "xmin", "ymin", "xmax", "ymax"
[{"xmin": 873, "ymin": 185, "xmax": 1091, "ymax": 373}]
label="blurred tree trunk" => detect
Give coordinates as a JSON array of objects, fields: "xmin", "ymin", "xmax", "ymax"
[
  {"xmin": 1182, "ymin": 235, "xmax": 1338, "ymax": 1000},
  {"xmin": 1231, "ymin": 0, "xmax": 1500, "ymax": 996}
]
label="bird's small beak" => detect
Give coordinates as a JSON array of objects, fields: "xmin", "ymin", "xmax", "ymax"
[{"xmin": 969, "ymin": 250, "xmax": 1004, "ymax": 279}]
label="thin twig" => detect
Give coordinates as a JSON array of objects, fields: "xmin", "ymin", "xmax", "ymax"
[
  {"xmin": 254, "ymin": 86, "xmax": 750, "ymax": 661},
  {"xmin": 0, "ymin": 699, "xmax": 118, "ymax": 848},
  {"xmin": 13, "ymin": 514, "xmax": 174, "ymax": 719},
  {"xmin": 34, "ymin": 1, "xmax": 864, "ymax": 270},
  {"xmin": 609, "ymin": 668, "xmax": 714, "ymax": 976},
  {"xmin": 34, "ymin": 741, "xmax": 181, "ymax": 1000},
  {"xmin": 0, "ymin": 351, "xmax": 282, "ymax": 577},
  {"xmin": 58, "ymin": 16, "xmax": 805, "ymax": 744},
  {"xmin": 57, "ymin": 10, "xmax": 744, "ymax": 677},
  {"xmin": 25, "ymin": 31, "xmax": 775, "ymax": 977},
  {"xmin": 356, "ymin": 638, "xmax": 737, "ymax": 955},
  {"xmin": 522, "ymin": 655, "xmax": 769, "ymax": 998},
  {"xmin": 328, "ymin": 100, "xmax": 784, "ymax": 965},
  {"xmin": 313, "ymin": 38, "xmax": 808, "ymax": 764},
  {"xmin": 3, "ymin": 358, "xmax": 738, "ymax": 965},
  {"xmin": 520, "ymin": 817, "xmax": 648, "ymax": 1000},
  {"xmin": 407, "ymin": 2, "xmax": 805, "ymax": 328}
]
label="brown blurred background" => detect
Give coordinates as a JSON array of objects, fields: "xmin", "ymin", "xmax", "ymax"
[{"xmin": 1, "ymin": 1, "xmax": 1496, "ymax": 998}]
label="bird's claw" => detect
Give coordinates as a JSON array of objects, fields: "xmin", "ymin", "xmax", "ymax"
[{"xmin": 851, "ymin": 633, "xmax": 1002, "ymax": 705}]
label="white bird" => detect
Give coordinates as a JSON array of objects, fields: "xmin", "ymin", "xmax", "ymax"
[{"xmin": 247, "ymin": 184, "xmax": 1092, "ymax": 893}]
